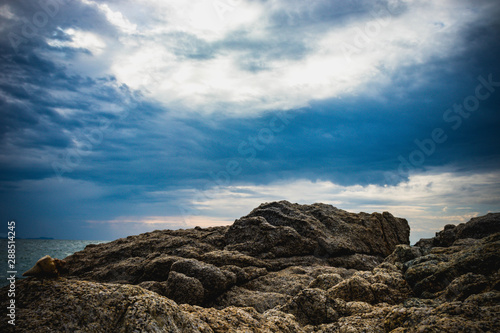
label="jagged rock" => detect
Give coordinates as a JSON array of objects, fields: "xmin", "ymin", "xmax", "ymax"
[
  {"xmin": 139, "ymin": 254, "xmax": 182, "ymax": 282},
  {"xmin": 214, "ymin": 286, "xmax": 291, "ymax": 313},
  {"xmin": 5, "ymin": 202, "xmax": 498, "ymax": 332},
  {"xmin": 439, "ymin": 272, "xmax": 489, "ymax": 301},
  {"xmin": 308, "ymin": 273, "xmax": 344, "ymax": 290},
  {"xmin": 219, "ymin": 265, "xmax": 268, "ymax": 284},
  {"xmin": 406, "ymin": 233, "xmax": 500, "ymax": 297},
  {"xmin": 62, "ymin": 201, "xmax": 408, "ymax": 287},
  {"xmin": 384, "ymin": 244, "xmax": 423, "ymax": 269},
  {"xmin": 138, "ymin": 280, "xmax": 168, "ymax": 296},
  {"xmin": 169, "ymin": 259, "xmax": 236, "ymax": 302},
  {"xmin": 237, "ymin": 201, "xmax": 410, "ymax": 257},
  {"xmin": 181, "ymin": 305, "xmax": 304, "ymax": 332},
  {"xmin": 92, "ymin": 256, "xmax": 146, "ymax": 284},
  {"xmin": 0, "ymin": 279, "xmax": 303, "ymax": 332},
  {"xmin": 243, "ymin": 266, "xmax": 315, "ymax": 297},
  {"xmin": 64, "ymin": 226, "xmax": 229, "ymax": 283},
  {"xmin": 327, "ymin": 253, "xmax": 384, "ymax": 270},
  {"xmin": 165, "ymin": 271, "xmax": 205, "ymax": 305},
  {"xmin": 279, "ymin": 288, "xmax": 345, "ymax": 325},
  {"xmin": 416, "ymin": 212, "xmax": 500, "ymax": 249},
  {"xmin": 328, "ymin": 274, "xmax": 376, "ymax": 304},
  {"xmin": 200, "ymin": 250, "xmax": 270, "ymax": 268},
  {"xmin": 454, "ymin": 213, "xmax": 500, "ymax": 239},
  {"xmin": 383, "ymin": 292, "xmax": 500, "ymax": 332},
  {"xmin": 327, "ymin": 266, "xmax": 412, "ymax": 305},
  {"xmin": 224, "ymin": 216, "xmax": 317, "ymax": 258}
]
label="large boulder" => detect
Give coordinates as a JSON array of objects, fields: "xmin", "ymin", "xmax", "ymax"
[
  {"xmin": 168, "ymin": 259, "xmax": 237, "ymax": 303},
  {"xmin": 224, "ymin": 216, "xmax": 316, "ymax": 258},
  {"xmin": 226, "ymin": 201, "xmax": 410, "ymax": 258}
]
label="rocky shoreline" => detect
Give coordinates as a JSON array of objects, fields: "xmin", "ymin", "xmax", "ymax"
[{"xmin": 2, "ymin": 201, "xmax": 499, "ymax": 332}]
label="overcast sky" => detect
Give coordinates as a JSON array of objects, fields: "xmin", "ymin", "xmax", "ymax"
[{"xmin": 1, "ymin": 0, "xmax": 499, "ymax": 243}]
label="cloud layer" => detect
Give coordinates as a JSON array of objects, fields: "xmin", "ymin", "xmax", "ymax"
[{"xmin": 0, "ymin": 0, "xmax": 499, "ymax": 240}]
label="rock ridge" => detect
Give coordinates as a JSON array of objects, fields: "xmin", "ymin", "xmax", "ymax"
[{"xmin": 1, "ymin": 201, "xmax": 498, "ymax": 332}]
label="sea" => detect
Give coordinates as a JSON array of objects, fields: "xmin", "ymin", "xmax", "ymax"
[{"xmin": 0, "ymin": 239, "xmax": 109, "ymax": 287}]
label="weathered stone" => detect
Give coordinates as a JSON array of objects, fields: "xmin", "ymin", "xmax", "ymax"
[
  {"xmin": 280, "ymin": 288, "xmax": 345, "ymax": 325},
  {"xmin": 138, "ymin": 280, "xmax": 168, "ymax": 296},
  {"xmin": 308, "ymin": 273, "xmax": 344, "ymax": 290},
  {"xmin": 439, "ymin": 272, "xmax": 489, "ymax": 301},
  {"xmin": 224, "ymin": 216, "xmax": 317, "ymax": 258},
  {"xmin": 0, "ymin": 279, "xmax": 303, "ymax": 332},
  {"xmin": 328, "ymin": 274, "xmax": 376, "ymax": 304},
  {"xmin": 243, "ymin": 266, "xmax": 315, "ymax": 297},
  {"xmin": 384, "ymin": 244, "xmax": 423, "ymax": 269},
  {"xmin": 406, "ymin": 233, "xmax": 500, "ymax": 297},
  {"xmin": 169, "ymin": 259, "xmax": 236, "ymax": 302},
  {"xmin": 200, "ymin": 250, "xmax": 270, "ymax": 268},
  {"xmin": 139, "ymin": 254, "xmax": 182, "ymax": 282},
  {"xmin": 415, "ymin": 212, "xmax": 500, "ymax": 249},
  {"xmin": 5, "ymin": 203, "xmax": 498, "ymax": 332},
  {"xmin": 239, "ymin": 201, "xmax": 410, "ymax": 257},
  {"xmin": 214, "ymin": 286, "xmax": 291, "ymax": 313},
  {"xmin": 165, "ymin": 271, "xmax": 205, "ymax": 305}
]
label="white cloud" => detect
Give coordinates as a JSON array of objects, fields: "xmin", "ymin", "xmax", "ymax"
[
  {"xmin": 45, "ymin": 0, "xmax": 489, "ymax": 116},
  {"xmin": 47, "ymin": 28, "xmax": 106, "ymax": 55},
  {"xmin": 101, "ymin": 0, "xmax": 485, "ymax": 116},
  {"xmin": 0, "ymin": 4, "xmax": 15, "ymax": 20},
  {"xmin": 179, "ymin": 170, "xmax": 500, "ymax": 243},
  {"xmin": 82, "ymin": 0, "xmax": 137, "ymax": 34},
  {"xmin": 140, "ymin": 0, "xmax": 263, "ymax": 40}
]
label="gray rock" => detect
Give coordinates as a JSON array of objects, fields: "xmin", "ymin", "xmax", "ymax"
[
  {"xmin": 308, "ymin": 273, "xmax": 344, "ymax": 290},
  {"xmin": 0, "ymin": 279, "xmax": 302, "ymax": 332},
  {"xmin": 406, "ymin": 233, "xmax": 500, "ymax": 297},
  {"xmin": 224, "ymin": 216, "xmax": 317, "ymax": 258},
  {"xmin": 239, "ymin": 201, "xmax": 410, "ymax": 257},
  {"xmin": 214, "ymin": 286, "xmax": 291, "ymax": 313},
  {"xmin": 169, "ymin": 259, "xmax": 236, "ymax": 302},
  {"xmin": 165, "ymin": 271, "xmax": 205, "ymax": 305},
  {"xmin": 8, "ymin": 203, "xmax": 498, "ymax": 332},
  {"xmin": 415, "ymin": 212, "xmax": 500, "ymax": 248},
  {"xmin": 280, "ymin": 288, "xmax": 345, "ymax": 325}
]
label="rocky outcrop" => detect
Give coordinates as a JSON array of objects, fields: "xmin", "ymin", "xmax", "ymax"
[
  {"xmin": 405, "ymin": 232, "xmax": 500, "ymax": 299},
  {"xmin": 237, "ymin": 201, "xmax": 410, "ymax": 258},
  {"xmin": 1, "ymin": 201, "xmax": 499, "ymax": 332},
  {"xmin": 60, "ymin": 201, "xmax": 410, "ymax": 305},
  {"xmin": 415, "ymin": 212, "xmax": 500, "ymax": 249},
  {"xmin": 3, "ymin": 278, "xmax": 302, "ymax": 332}
]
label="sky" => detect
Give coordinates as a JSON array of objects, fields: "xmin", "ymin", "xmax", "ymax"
[{"xmin": 0, "ymin": 0, "xmax": 499, "ymax": 244}]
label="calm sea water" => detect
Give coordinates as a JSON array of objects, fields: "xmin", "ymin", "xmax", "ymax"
[{"xmin": 0, "ymin": 239, "xmax": 108, "ymax": 287}]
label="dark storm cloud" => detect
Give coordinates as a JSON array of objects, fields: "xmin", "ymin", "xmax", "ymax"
[{"xmin": 0, "ymin": 0, "xmax": 499, "ymax": 239}]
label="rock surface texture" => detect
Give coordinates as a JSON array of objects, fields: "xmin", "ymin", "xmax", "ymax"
[{"xmin": 2, "ymin": 202, "xmax": 499, "ymax": 332}]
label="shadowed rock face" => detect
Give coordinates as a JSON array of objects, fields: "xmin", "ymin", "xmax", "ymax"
[
  {"xmin": 416, "ymin": 213, "xmax": 500, "ymax": 249},
  {"xmin": 228, "ymin": 201, "xmax": 410, "ymax": 258},
  {"xmin": 2, "ymin": 202, "xmax": 498, "ymax": 332}
]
